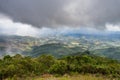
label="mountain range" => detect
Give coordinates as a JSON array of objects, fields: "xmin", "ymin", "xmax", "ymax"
[{"xmin": 0, "ymin": 32, "xmax": 120, "ymax": 60}]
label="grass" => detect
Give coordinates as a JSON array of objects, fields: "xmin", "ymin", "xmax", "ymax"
[
  {"xmin": 26, "ymin": 74, "xmax": 116, "ymax": 80},
  {"xmin": 6, "ymin": 74, "xmax": 119, "ymax": 80}
]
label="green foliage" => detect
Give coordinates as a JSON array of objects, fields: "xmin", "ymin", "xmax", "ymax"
[
  {"xmin": 49, "ymin": 60, "xmax": 68, "ymax": 75},
  {"xmin": 36, "ymin": 54, "xmax": 56, "ymax": 74},
  {"xmin": 0, "ymin": 54, "xmax": 120, "ymax": 79}
]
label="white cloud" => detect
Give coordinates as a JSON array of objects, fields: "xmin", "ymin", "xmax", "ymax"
[
  {"xmin": 1, "ymin": 14, "xmax": 120, "ymax": 37},
  {"xmin": 0, "ymin": 16, "xmax": 39, "ymax": 37},
  {"xmin": 106, "ymin": 24, "xmax": 120, "ymax": 31}
]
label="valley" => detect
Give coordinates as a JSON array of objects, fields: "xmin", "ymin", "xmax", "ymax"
[{"xmin": 0, "ymin": 33, "xmax": 120, "ymax": 60}]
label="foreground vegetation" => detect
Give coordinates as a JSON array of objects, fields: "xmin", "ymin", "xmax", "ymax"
[{"xmin": 0, "ymin": 54, "xmax": 120, "ymax": 80}]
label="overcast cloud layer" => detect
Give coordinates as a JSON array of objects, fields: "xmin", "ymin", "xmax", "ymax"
[{"xmin": 0, "ymin": 0, "xmax": 120, "ymax": 29}]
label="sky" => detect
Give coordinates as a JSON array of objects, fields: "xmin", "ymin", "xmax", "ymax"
[{"xmin": 0, "ymin": 0, "xmax": 120, "ymax": 37}]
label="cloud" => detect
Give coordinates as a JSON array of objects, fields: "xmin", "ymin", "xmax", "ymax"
[
  {"xmin": 0, "ymin": 15, "xmax": 39, "ymax": 37},
  {"xmin": 106, "ymin": 24, "xmax": 120, "ymax": 31},
  {"xmin": 0, "ymin": 0, "xmax": 120, "ymax": 29}
]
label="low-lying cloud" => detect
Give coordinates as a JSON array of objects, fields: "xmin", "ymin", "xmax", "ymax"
[{"xmin": 0, "ymin": 16, "xmax": 40, "ymax": 37}]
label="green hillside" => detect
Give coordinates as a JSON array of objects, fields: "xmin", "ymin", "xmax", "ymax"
[
  {"xmin": 30, "ymin": 43, "xmax": 84, "ymax": 57},
  {"xmin": 92, "ymin": 47, "xmax": 120, "ymax": 60},
  {"xmin": 0, "ymin": 35, "xmax": 40, "ymax": 56}
]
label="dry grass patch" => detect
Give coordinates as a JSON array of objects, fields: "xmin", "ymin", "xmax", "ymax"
[{"xmin": 34, "ymin": 74, "xmax": 114, "ymax": 80}]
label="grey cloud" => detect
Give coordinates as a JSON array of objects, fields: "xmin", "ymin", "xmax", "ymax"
[{"xmin": 0, "ymin": 0, "xmax": 120, "ymax": 29}]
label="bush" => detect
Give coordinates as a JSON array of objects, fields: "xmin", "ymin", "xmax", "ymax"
[
  {"xmin": 49, "ymin": 60, "xmax": 68, "ymax": 75},
  {"xmin": 0, "ymin": 54, "xmax": 120, "ymax": 79}
]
